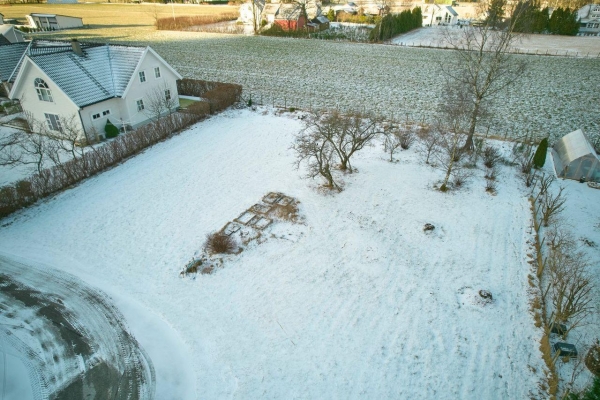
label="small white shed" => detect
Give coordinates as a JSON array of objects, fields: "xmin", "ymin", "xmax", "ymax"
[
  {"xmin": 552, "ymin": 129, "xmax": 600, "ymax": 182},
  {"xmin": 27, "ymin": 14, "xmax": 83, "ymax": 30}
]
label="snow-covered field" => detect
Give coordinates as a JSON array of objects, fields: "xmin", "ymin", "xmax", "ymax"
[
  {"xmin": 391, "ymin": 26, "xmax": 600, "ymax": 56},
  {"xmin": 34, "ymin": 27, "xmax": 600, "ymax": 141},
  {"xmin": 0, "ymin": 109, "xmax": 553, "ymax": 398}
]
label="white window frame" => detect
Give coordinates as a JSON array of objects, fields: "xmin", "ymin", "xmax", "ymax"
[
  {"xmin": 154, "ymin": 66, "xmax": 161, "ymax": 78},
  {"xmin": 91, "ymin": 109, "xmax": 111, "ymax": 122},
  {"xmin": 164, "ymin": 89, "xmax": 171, "ymax": 101},
  {"xmin": 44, "ymin": 113, "xmax": 63, "ymax": 132},
  {"xmin": 139, "ymin": 71, "xmax": 146, "ymax": 83},
  {"xmin": 136, "ymin": 99, "xmax": 145, "ymax": 112},
  {"xmin": 35, "ymin": 78, "xmax": 53, "ymax": 102}
]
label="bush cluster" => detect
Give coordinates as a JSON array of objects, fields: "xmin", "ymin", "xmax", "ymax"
[
  {"xmin": 156, "ymin": 13, "xmax": 237, "ymax": 30},
  {"xmin": 369, "ymin": 7, "xmax": 422, "ymax": 42},
  {"xmin": 204, "ymin": 232, "xmax": 237, "ymax": 255},
  {"xmin": 177, "ymin": 79, "xmax": 242, "ymax": 113},
  {"xmin": 0, "ymin": 112, "xmax": 208, "ymax": 218}
]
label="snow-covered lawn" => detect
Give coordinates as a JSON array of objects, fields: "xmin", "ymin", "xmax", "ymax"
[
  {"xmin": 391, "ymin": 26, "xmax": 600, "ymax": 56},
  {"xmin": 0, "ymin": 109, "xmax": 549, "ymax": 398}
]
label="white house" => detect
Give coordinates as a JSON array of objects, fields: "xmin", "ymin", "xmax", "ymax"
[
  {"xmin": 0, "ymin": 24, "xmax": 25, "ymax": 44},
  {"xmin": 9, "ymin": 39, "xmax": 182, "ymax": 143},
  {"xmin": 0, "ymin": 13, "xmax": 4, "ymax": 25},
  {"xmin": 26, "ymin": 14, "xmax": 83, "ymax": 30},
  {"xmin": 577, "ymin": 4, "xmax": 600, "ymax": 35},
  {"xmin": 422, "ymin": 4, "xmax": 459, "ymax": 26}
]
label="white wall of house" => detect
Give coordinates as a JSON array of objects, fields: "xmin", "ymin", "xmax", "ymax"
[
  {"xmin": 28, "ymin": 14, "xmax": 82, "ymax": 30},
  {"xmin": 55, "ymin": 15, "xmax": 83, "ymax": 29},
  {"xmin": 0, "ymin": 14, "xmax": 4, "ymax": 24},
  {"xmin": 10, "ymin": 59, "xmax": 87, "ymax": 141},
  {"xmin": 79, "ymin": 97, "xmax": 124, "ymax": 140},
  {"xmin": 124, "ymin": 50, "xmax": 180, "ymax": 129}
]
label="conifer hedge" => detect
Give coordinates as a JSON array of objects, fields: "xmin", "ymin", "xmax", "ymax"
[{"xmin": 369, "ymin": 7, "xmax": 422, "ymax": 42}]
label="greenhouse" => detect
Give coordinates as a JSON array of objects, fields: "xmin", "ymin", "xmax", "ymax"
[{"xmin": 552, "ymin": 129, "xmax": 600, "ymax": 182}]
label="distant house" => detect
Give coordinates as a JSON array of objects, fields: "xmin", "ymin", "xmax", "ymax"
[
  {"xmin": 274, "ymin": 4, "xmax": 306, "ymax": 31},
  {"xmin": 239, "ymin": 0, "xmax": 323, "ymax": 31},
  {"xmin": 0, "ymin": 42, "xmax": 29, "ymax": 97},
  {"xmin": 9, "ymin": 39, "xmax": 182, "ymax": 143},
  {"xmin": 312, "ymin": 15, "xmax": 330, "ymax": 30},
  {"xmin": 422, "ymin": 4, "xmax": 459, "ymax": 26},
  {"xmin": 0, "ymin": 25, "xmax": 25, "ymax": 44},
  {"xmin": 552, "ymin": 129, "xmax": 600, "ymax": 182},
  {"xmin": 26, "ymin": 14, "xmax": 83, "ymax": 30},
  {"xmin": 577, "ymin": 4, "xmax": 600, "ymax": 35},
  {"xmin": 0, "ymin": 13, "xmax": 4, "ymax": 25},
  {"xmin": 238, "ymin": 0, "xmax": 265, "ymax": 28}
]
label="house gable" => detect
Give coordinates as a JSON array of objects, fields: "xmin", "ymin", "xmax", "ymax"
[{"xmin": 121, "ymin": 47, "xmax": 182, "ymax": 100}]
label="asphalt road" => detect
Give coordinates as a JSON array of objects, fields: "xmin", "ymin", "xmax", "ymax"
[{"xmin": 0, "ymin": 256, "xmax": 155, "ymax": 400}]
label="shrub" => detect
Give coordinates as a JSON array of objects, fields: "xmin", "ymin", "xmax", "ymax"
[
  {"xmin": 399, "ymin": 132, "xmax": 415, "ymax": 150},
  {"xmin": 105, "ymin": 119, "xmax": 119, "ymax": 139},
  {"xmin": 485, "ymin": 178, "xmax": 497, "ymax": 193},
  {"xmin": 156, "ymin": 13, "xmax": 237, "ymax": 30},
  {"xmin": 483, "ymin": 146, "xmax": 502, "ymax": 168},
  {"xmin": 204, "ymin": 231, "xmax": 237, "ymax": 255},
  {"xmin": 533, "ymin": 137, "xmax": 548, "ymax": 169},
  {"xmin": 177, "ymin": 79, "xmax": 242, "ymax": 113}
]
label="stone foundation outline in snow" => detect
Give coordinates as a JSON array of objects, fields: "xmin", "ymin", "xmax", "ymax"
[{"xmin": 181, "ymin": 192, "xmax": 303, "ymax": 276}]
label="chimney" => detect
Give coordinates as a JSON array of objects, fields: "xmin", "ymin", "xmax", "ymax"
[{"xmin": 71, "ymin": 38, "xmax": 83, "ymax": 56}]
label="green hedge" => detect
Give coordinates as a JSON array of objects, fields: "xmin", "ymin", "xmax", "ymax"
[{"xmin": 369, "ymin": 7, "xmax": 422, "ymax": 42}]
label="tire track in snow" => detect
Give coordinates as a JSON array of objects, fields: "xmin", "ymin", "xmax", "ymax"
[{"xmin": 0, "ymin": 256, "xmax": 155, "ymax": 400}]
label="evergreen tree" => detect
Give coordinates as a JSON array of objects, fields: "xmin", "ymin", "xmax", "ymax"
[
  {"xmin": 533, "ymin": 137, "xmax": 548, "ymax": 168},
  {"xmin": 105, "ymin": 119, "xmax": 119, "ymax": 139},
  {"xmin": 486, "ymin": 0, "xmax": 506, "ymax": 27}
]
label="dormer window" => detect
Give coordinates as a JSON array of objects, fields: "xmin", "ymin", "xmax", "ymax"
[{"xmin": 35, "ymin": 78, "xmax": 53, "ymax": 102}]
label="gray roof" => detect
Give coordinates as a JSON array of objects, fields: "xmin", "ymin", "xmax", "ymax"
[
  {"xmin": 0, "ymin": 42, "xmax": 28, "ymax": 82},
  {"xmin": 26, "ymin": 40, "xmax": 145, "ymax": 107},
  {"xmin": 276, "ymin": 4, "xmax": 302, "ymax": 20},
  {"xmin": 0, "ymin": 35, "xmax": 10, "ymax": 46},
  {"xmin": 445, "ymin": 6, "xmax": 458, "ymax": 16}
]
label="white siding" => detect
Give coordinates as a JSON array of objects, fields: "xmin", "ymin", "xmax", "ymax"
[
  {"xmin": 123, "ymin": 50, "xmax": 180, "ymax": 129},
  {"xmin": 80, "ymin": 98, "xmax": 124, "ymax": 140},
  {"xmin": 11, "ymin": 60, "xmax": 87, "ymax": 142},
  {"xmin": 54, "ymin": 15, "xmax": 83, "ymax": 29}
]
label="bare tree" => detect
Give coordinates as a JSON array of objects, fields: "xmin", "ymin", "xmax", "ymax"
[
  {"xmin": 440, "ymin": 2, "xmax": 527, "ymax": 151},
  {"xmin": 541, "ymin": 186, "xmax": 567, "ymax": 227},
  {"xmin": 292, "ymin": 127, "xmax": 339, "ymax": 190},
  {"xmin": 416, "ymin": 126, "xmax": 440, "ymax": 165},
  {"xmin": 302, "ymin": 109, "xmax": 384, "ymax": 173},
  {"xmin": 433, "ymin": 90, "xmax": 470, "ymax": 191},
  {"xmin": 145, "ymin": 83, "xmax": 179, "ymax": 127},
  {"xmin": 382, "ymin": 123, "xmax": 404, "ymax": 162},
  {"xmin": 543, "ymin": 247, "xmax": 595, "ymax": 339}
]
